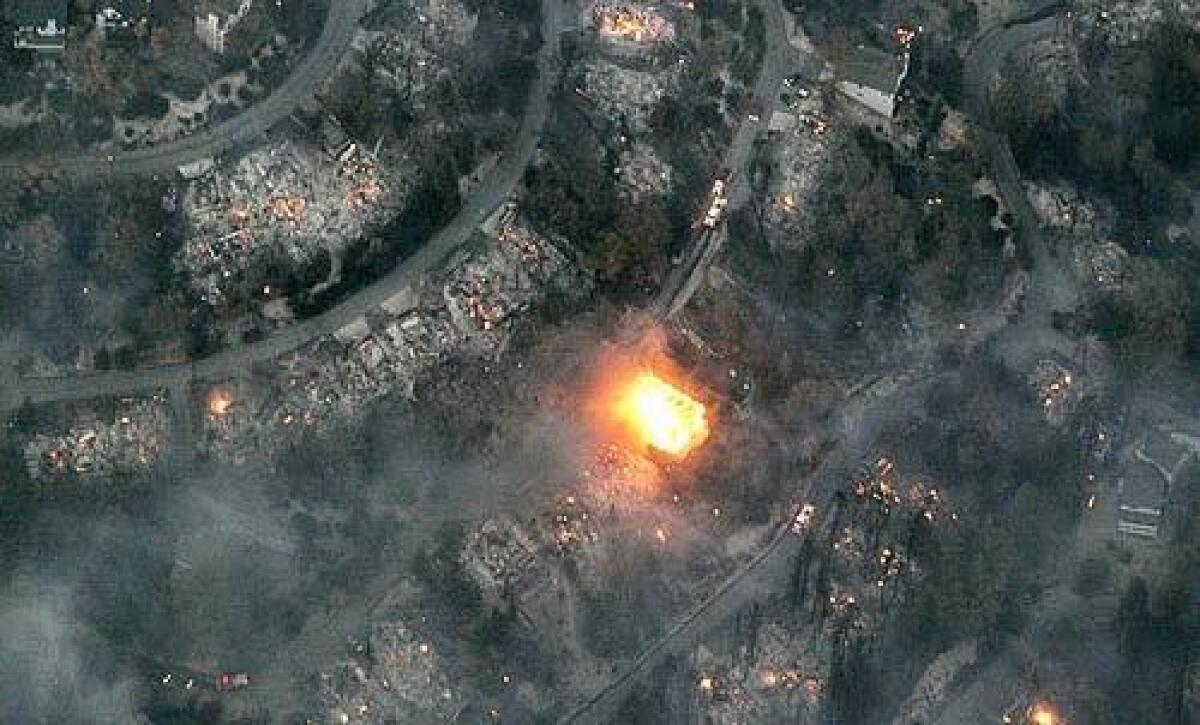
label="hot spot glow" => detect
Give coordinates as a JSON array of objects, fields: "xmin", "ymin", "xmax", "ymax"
[
  {"xmin": 207, "ymin": 389, "xmax": 233, "ymax": 417},
  {"xmin": 1031, "ymin": 705, "xmax": 1056, "ymax": 725},
  {"xmin": 616, "ymin": 372, "xmax": 708, "ymax": 457}
]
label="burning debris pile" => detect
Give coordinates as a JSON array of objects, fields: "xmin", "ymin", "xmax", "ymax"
[
  {"xmin": 590, "ymin": 2, "xmax": 676, "ymax": 44},
  {"xmin": 763, "ymin": 87, "xmax": 836, "ymax": 251},
  {"xmin": 691, "ymin": 620, "xmax": 826, "ymax": 724},
  {"xmin": 850, "ymin": 457, "xmax": 954, "ymax": 524},
  {"xmin": 23, "ymin": 395, "xmax": 170, "ymax": 481},
  {"xmin": 580, "ymin": 442, "xmax": 666, "ymax": 502},
  {"xmin": 199, "ymin": 382, "xmax": 283, "ymax": 464},
  {"xmin": 177, "ymin": 140, "xmax": 404, "ymax": 305},
  {"xmin": 445, "ymin": 223, "xmax": 571, "ymax": 338},
  {"xmin": 200, "ymin": 306, "xmax": 459, "ymax": 462},
  {"xmin": 546, "ymin": 494, "xmax": 602, "ymax": 556},
  {"xmin": 583, "ymin": 338, "xmax": 714, "ymax": 465},
  {"xmin": 684, "ymin": 458, "xmax": 959, "ymax": 724},
  {"xmin": 531, "ymin": 445, "xmax": 669, "ymax": 567},
  {"xmin": 460, "ymin": 516, "xmax": 543, "ymax": 600},
  {"xmin": 614, "ymin": 371, "xmax": 709, "ymax": 457},
  {"xmin": 540, "ymin": 448, "xmax": 664, "ymax": 554},
  {"xmin": 793, "ymin": 458, "xmax": 957, "ymax": 647},
  {"xmin": 542, "ymin": 434, "xmax": 732, "ymax": 580},
  {"xmin": 1029, "ymin": 359, "xmax": 1079, "ymax": 427},
  {"xmin": 202, "ymin": 219, "xmax": 581, "ymax": 462},
  {"xmin": 321, "ymin": 622, "xmax": 462, "ymax": 724}
]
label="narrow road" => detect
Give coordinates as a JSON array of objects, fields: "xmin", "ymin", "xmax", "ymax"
[
  {"xmin": 2, "ymin": 0, "xmax": 567, "ymax": 414},
  {"xmin": 559, "ymin": 369, "xmax": 935, "ymax": 725},
  {"xmin": 248, "ymin": 3, "xmax": 801, "ymax": 718},
  {"xmin": 963, "ymin": 10, "xmax": 1078, "ymax": 330},
  {"xmin": 563, "ymin": 5, "xmax": 1078, "ymax": 723},
  {"xmin": 651, "ymin": 0, "xmax": 799, "ymax": 321},
  {"xmin": 113, "ymin": 3, "xmax": 566, "ymax": 715},
  {"xmin": 0, "ymin": 0, "xmax": 370, "ymax": 180},
  {"xmin": 929, "ymin": 7, "xmax": 1113, "ymax": 724},
  {"xmin": 559, "ymin": 2, "xmax": 817, "ymax": 721}
]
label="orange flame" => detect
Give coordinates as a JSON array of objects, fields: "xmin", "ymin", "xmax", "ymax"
[
  {"xmin": 616, "ymin": 372, "xmax": 708, "ymax": 457},
  {"xmin": 207, "ymin": 389, "xmax": 233, "ymax": 417},
  {"xmin": 1031, "ymin": 705, "xmax": 1056, "ymax": 725}
]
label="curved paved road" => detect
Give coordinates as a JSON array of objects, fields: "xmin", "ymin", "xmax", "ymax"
[
  {"xmin": 0, "ymin": 0, "xmax": 370, "ymax": 180},
  {"xmin": 2, "ymin": 0, "xmax": 566, "ymax": 412},
  {"xmin": 561, "ymin": 7, "xmax": 1076, "ymax": 723},
  {"xmin": 964, "ymin": 11, "xmax": 1076, "ymax": 319}
]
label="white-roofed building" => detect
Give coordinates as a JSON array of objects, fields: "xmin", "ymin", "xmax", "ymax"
[
  {"xmin": 8, "ymin": 0, "xmax": 69, "ymax": 51},
  {"xmin": 835, "ymin": 46, "xmax": 910, "ymax": 118}
]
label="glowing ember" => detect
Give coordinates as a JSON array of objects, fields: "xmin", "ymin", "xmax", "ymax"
[
  {"xmin": 584, "ymin": 443, "xmax": 663, "ymax": 499},
  {"xmin": 593, "ymin": 4, "xmax": 674, "ymax": 43},
  {"xmin": 1031, "ymin": 705, "xmax": 1056, "ymax": 725},
  {"xmin": 268, "ymin": 194, "xmax": 308, "ymax": 220},
  {"xmin": 207, "ymin": 389, "xmax": 233, "ymax": 417},
  {"xmin": 229, "ymin": 200, "xmax": 251, "ymax": 224},
  {"xmin": 616, "ymin": 373, "xmax": 708, "ymax": 457}
]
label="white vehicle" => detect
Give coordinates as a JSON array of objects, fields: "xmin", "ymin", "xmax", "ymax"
[
  {"xmin": 700, "ymin": 174, "xmax": 731, "ymax": 229},
  {"xmin": 791, "ymin": 503, "xmax": 816, "ymax": 534}
]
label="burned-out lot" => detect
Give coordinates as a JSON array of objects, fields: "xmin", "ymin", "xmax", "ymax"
[{"xmin": 1, "ymin": 0, "xmax": 1199, "ymax": 723}]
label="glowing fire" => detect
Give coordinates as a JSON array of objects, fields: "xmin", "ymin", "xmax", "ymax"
[
  {"xmin": 269, "ymin": 194, "xmax": 308, "ymax": 220},
  {"xmin": 207, "ymin": 389, "xmax": 233, "ymax": 417},
  {"xmin": 1031, "ymin": 705, "xmax": 1056, "ymax": 725},
  {"xmin": 594, "ymin": 5, "xmax": 674, "ymax": 43},
  {"xmin": 616, "ymin": 372, "xmax": 708, "ymax": 457}
]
